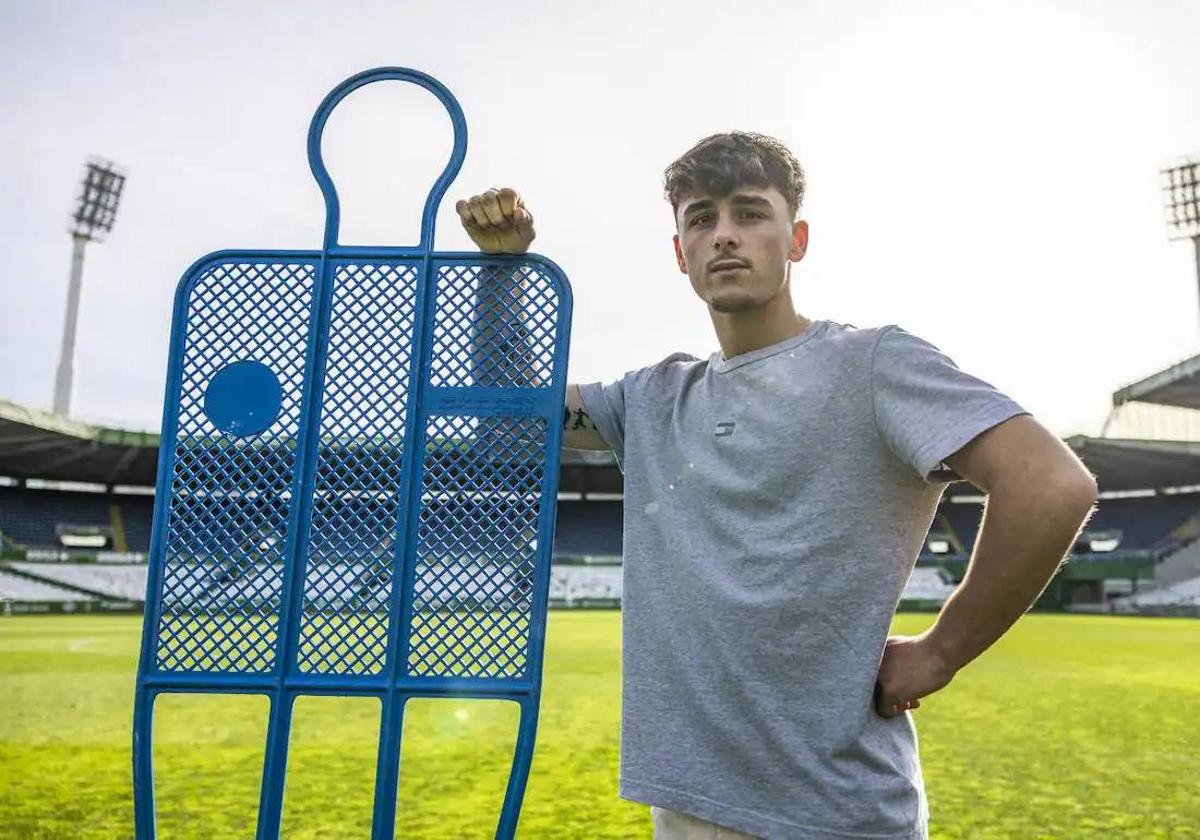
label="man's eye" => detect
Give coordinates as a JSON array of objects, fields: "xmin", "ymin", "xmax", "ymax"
[{"xmin": 690, "ymin": 210, "xmax": 763, "ymax": 226}]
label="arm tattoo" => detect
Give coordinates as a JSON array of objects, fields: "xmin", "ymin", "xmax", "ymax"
[{"xmin": 562, "ymin": 404, "xmax": 598, "ymax": 432}]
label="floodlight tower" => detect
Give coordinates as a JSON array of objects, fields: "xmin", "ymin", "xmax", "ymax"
[
  {"xmin": 1161, "ymin": 154, "xmax": 1200, "ymax": 334},
  {"xmin": 53, "ymin": 157, "xmax": 126, "ymax": 417}
]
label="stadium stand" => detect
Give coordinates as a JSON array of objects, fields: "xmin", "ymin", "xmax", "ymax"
[
  {"xmin": 550, "ymin": 564, "xmax": 622, "ymax": 604},
  {"xmin": 1112, "ymin": 575, "xmax": 1200, "ymax": 616},
  {"xmin": 8, "ymin": 561, "xmax": 147, "ymax": 601},
  {"xmin": 0, "ymin": 559, "xmax": 954, "ymax": 612},
  {"xmin": 0, "ymin": 567, "xmax": 95, "ymax": 602},
  {"xmin": 902, "ymin": 567, "xmax": 957, "ymax": 604},
  {"xmin": 189, "ymin": 563, "xmax": 283, "ymax": 612},
  {"xmin": 0, "ymin": 485, "xmax": 111, "ymax": 548},
  {"xmin": 159, "ymin": 561, "xmax": 232, "ymax": 611},
  {"xmin": 116, "ymin": 496, "xmax": 154, "ymax": 553},
  {"xmin": 1086, "ymin": 495, "xmax": 1200, "ymax": 552},
  {"xmin": 940, "ymin": 502, "xmax": 983, "ymax": 555},
  {"xmin": 1154, "ymin": 538, "xmax": 1200, "ymax": 587},
  {"xmin": 2, "ymin": 393, "xmax": 1200, "ymax": 615},
  {"xmin": 545, "ymin": 564, "xmax": 960, "ymax": 606},
  {"xmin": 938, "ymin": 493, "xmax": 1200, "ymax": 558},
  {"xmin": 552, "ymin": 501, "xmax": 622, "ymax": 555},
  {"xmin": 149, "ymin": 556, "xmax": 541, "ymax": 614},
  {"xmin": 303, "ymin": 561, "xmax": 372, "ymax": 612}
]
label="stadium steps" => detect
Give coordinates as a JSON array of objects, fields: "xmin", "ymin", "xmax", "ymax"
[
  {"xmin": 1113, "ymin": 573, "xmax": 1200, "ymax": 611},
  {"xmin": 1157, "ymin": 507, "xmax": 1200, "ymax": 557},
  {"xmin": 0, "ymin": 563, "xmax": 130, "ymax": 602},
  {"xmin": 1154, "ymin": 539, "xmax": 1200, "ymax": 588},
  {"xmin": 935, "ymin": 508, "xmax": 965, "ymax": 555},
  {"xmin": 0, "ymin": 530, "xmax": 28, "ymax": 551},
  {"xmin": 109, "ymin": 501, "xmax": 128, "ymax": 553}
]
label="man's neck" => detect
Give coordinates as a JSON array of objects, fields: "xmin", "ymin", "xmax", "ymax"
[{"xmin": 714, "ymin": 306, "xmax": 814, "ymax": 362}]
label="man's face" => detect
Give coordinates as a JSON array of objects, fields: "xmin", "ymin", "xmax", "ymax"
[{"xmin": 673, "ymin": 185, "xmax": 808, "ymax": 313}]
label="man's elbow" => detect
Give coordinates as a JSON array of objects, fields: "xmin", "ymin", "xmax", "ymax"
[
  {"xmin": 1044, "ymin": 466, "xmax": 1099, "ymax": 518},
  {"xmin": 993, "ymin": 461, "xmax": 1098, "ymax": 513},
  {"xmin": 1064, "ymin": 464, "xmax": 1098, "ymax": 500}
]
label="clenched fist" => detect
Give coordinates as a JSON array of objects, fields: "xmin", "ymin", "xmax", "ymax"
[{"xmin": 455, "ymin": 187, "xmax": 536, "ymax": 254}]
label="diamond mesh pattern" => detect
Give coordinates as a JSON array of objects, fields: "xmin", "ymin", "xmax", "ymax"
[
  {"xmin": 296, "ymin": 263, "xmax": 418, "ymax": 674},
  {"xmin": 429, "ymin": 263, "xmax": 558, "ymax": 388},
  {"xmin": 155, "ymin": 262, "xmax": 314, "ymax": 672},
  {"xmin": 151, "ymin": 257, "xmax": 563, "ymax": 680},
  {"xmin": 406, "ymin": 414, "xmax": 546, "ymax": 679}
]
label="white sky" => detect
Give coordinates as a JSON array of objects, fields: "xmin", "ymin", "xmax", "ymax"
[{"xmin": 2, "ymin": 0, "xmax": 1199, "ymax": 437}]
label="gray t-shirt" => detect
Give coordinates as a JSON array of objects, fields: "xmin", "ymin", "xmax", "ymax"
[{"xmin": 578, "ymin": 319, "xmax": 1028, "ymax": 840}]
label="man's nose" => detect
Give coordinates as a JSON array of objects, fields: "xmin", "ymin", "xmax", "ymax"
[{"xmin": 712, "ymin": 214, "xmax": 740, "ymax": 250}]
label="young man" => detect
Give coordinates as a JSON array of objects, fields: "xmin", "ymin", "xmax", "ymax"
[{"xmin": 455, "ymin": 133, "xmax": 1097, "ymax": 840}]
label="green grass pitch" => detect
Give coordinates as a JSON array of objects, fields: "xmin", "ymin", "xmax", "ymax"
[{"xmin": 1, "ymin": 611, "xmax": 1198, "ymax": 838}]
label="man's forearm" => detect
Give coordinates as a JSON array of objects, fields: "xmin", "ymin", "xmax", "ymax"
[{"xmin": 926, "ymin": 475, "xmax": 1097, "ymax": 672}]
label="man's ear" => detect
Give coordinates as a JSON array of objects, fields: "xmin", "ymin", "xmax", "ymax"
[
  {"xmin": 673, "ymin": 233, "xmax": 687, "ymax": 273},
  {"xmin": 789, "ymin": 219, "xmax": 809, "ymax": 261}
]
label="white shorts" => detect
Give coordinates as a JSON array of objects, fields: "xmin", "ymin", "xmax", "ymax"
[{"xmin": 651, "ymin": 805, "xmax": 761, "ymax": 840}]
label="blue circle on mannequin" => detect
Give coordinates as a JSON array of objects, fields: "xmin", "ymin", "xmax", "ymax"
[{"xmin": 203, "ymin": 360, "xmax": 283, "ymax": 436}]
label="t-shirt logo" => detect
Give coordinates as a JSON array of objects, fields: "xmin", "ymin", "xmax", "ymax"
[{"xmin": 715, "ymin": 421, "xmax": 736, "ymax": 437}]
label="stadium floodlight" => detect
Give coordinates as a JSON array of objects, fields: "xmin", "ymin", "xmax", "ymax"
[
  {"xmin": 70, "ymin": 157, "xmax": 126, "ymax": 242},
  {"xmin": 53, "ymin": 157, "xmax": 127, "ymax": 417},
  {"xmin": 1160, "ymin": 154, "xmax": 1200, "ymax": 331}
]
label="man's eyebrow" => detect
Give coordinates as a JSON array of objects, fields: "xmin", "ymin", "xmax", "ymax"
[{"xmin": 681, "ymin": 194, "xmax": 774, "ymax": 217}]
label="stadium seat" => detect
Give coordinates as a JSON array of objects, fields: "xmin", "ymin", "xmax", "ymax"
[
  {"xmin": 9, "ymin": 562, "xmax": 147, "ymax": 601},
  {"xmin": 0, "ymin": 568, "xmax": 96, "ymax": 602}
]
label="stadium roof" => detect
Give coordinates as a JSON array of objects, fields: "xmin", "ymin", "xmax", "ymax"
[
  {"xmin": 1, "ymin": 398, "xmax": 1196, "ymax": 495},
  {"xmin": 0, "ymin": 399, "xmax": 159, "ymax": 486},
  {"xmin": 1060, "ymin": 436, "xmax": 1200, "ymax": 493},
  {"xmin": 1112, "ymin": 352, "xmax": 1200, "ymax": 410},
  {"xmin": 0, "ymin": 398, "xmax": 625, "ymax": 491}
]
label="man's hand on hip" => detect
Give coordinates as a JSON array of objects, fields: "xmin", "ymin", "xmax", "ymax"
[{"xmin": 873, "ymin": 632, "xmax": 957, "ymax": 719}]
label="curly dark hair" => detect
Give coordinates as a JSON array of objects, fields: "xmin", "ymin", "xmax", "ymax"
[{"xmin": 663, "ymin": 131, "xmax": 806, "ymax": 222}]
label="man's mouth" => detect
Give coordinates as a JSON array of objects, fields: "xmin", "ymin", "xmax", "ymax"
[{"xmin": 710, "ymin": 260, "xmax": 749, "ymax": 274}]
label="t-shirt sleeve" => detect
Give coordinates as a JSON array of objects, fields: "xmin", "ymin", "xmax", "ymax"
[
  {"xmin": 871, "ymin": 325, "xmax": 1030, "ymax": 483},
  {"xmin": 577, "ymin": 352, "xmax": 699, "ymax": 474},
  {"xmin": 577, "ymin": 375, "xmax": 629, "ymax": 471}
]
